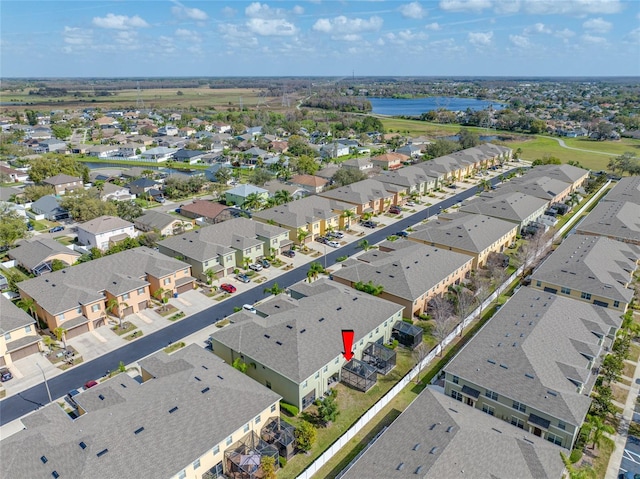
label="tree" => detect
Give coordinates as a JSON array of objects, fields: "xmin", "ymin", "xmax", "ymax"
[
  {"xmin": 424, "ymin": 139, "xmax": 459, "ymax": 159},
  {"xmin": 332, "ymin": 168, "xmax": 367, "ymax": 187},
  {"xmin": 264, "ymin": 282, "xmax": 285, "ymax": 296},
  {"xmin": 53, "ymin": 327, "xmax": 68, "ymax": 350},
  {"xmin": 341, "ymin": 210, "xmax": 356, "ymax": 230},
  {"xmin": 0, "ymin": 207, "xmax": 29, "ymax": 249},
  {"xmin": 307, "ymin": 262, "xmax": 324, "ymax": 283},
  {"xmin": 560, "ymin": 452, "xmax": 597, "ymax": 479},
  {"xmin": 214, "ymin": 166, "xmax": 231, "ymax": 185},
  {"xmin": 297, "ymin": 228, "xmax": 310, "ymax": 245},
  {"xmin": 152, "ymin": 288, "xmax": 169, "ymax": 305},
  {"xmin": 412, "ymin": 342, "xmax": 429, "ymax": 383},
  {"xmin": 447, "ymin": 284, "xmax": 474, "ymax": 320},
  {"xmin": 51, "ymin": 124, "xmax": 72, "ymax": 140},
  {"xmin": 294, "ymin": 420, "xmax": 316, "ymax": 452},
  {"xmin": 590, "ymin": 383, "xmax": 614, "ymax": 419},
  {"xmin": 243, "ymin": 192, "xmax": 264, "ymax": 211},
  {"xmin": 59, "ymin": 189, "xmax": 117, "ymax": 222},
  {"xmin": 479, "ymin": 178, "xmax": 491, "ymax": 192},
  {"xmin": 274, "ymin": 189, "xmax": 293, "ymax": 205},
  {"xmin": 287, "ymin": 135, "xmax": 316, "ymax": 157},
  {"xmin": 358, "ymin": 239, "xmax": 371, "ymax": 251},
  {"xmin": 115, "ymin": 200, "xmax": 143, "ymax": 222},
  {"xmin": 23, "ymin": 184, "xmax": 55, "ymax": 201},
  {"xmin": 248, "ymin": 168, "xmax": 273, "ymax": 186},
  {"xmin": 50, "ymin": 259, "xmax": 67, "ymax": 272},
  {"xmin": 430, "ymin": 295, "xmax": 455, "ymax": 354},
  {"xmin": 515, "ymin": 229, "xmax": 551, "ymax": 275},
  {"xmin": 291, "ymin": 155, "xmax": 319, "ymax": 175},
  {"xmin": 42, "ymin": 335, "xmax": 55, "ymax": 353},
  {"xmin": 600, "ymin": 353, "xmax": 624, "ymax": 385},
  {"xmin": 529, "ymin": 119, "xmax": 547, "ymax": 134},
  {"xmin": 318, "ymin": 394, "xmax": 339, "ymax": 426},
  {"xmin": 585, "ymin": 414, "xmax": 615, "ymax": 450},
  {"xmin": 354, "ymin": 280, "xmax": 384, "ymax": 296},
  {"xmin": 232, "ymin": 357, "xmax": 248, "ymax": 373},
  {"xmin": 260, "ymin": 456, "xmax": 277, "ymax": 479},
  {"xmin": 457, "ymin": 128, "xmax": 480, "ymax": 149},
  {"xmin": 204, "ymin": 268, "xmax": 216, "ymax": 285}
]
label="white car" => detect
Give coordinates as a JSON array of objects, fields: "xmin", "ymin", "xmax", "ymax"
[
  {"xmin": 405, "ymin": 201, "xmax": 416, "ymax": 207},
  {"xmin": 327, "ymin": 240, "xmax": 340, "ymax": 248},
  {"xmin": 242, "ymin": 304, "xmax": 257, "ymax": 314},
  {"xmin": 248, "ymin": 263, "xmax": 263, "ymax": 272}
]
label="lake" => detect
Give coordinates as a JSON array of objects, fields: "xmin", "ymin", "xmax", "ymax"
[{"xmin": 369, "ymin": 97, "xmax": 504, "ymax": 116}]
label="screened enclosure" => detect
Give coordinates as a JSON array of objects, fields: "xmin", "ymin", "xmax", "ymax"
[
  {"xmin": 224, "ymin": 431, "xmax": 279, "ymax": 479},
  {"xmin": 392, "ymin": 320, "xmax": 423, "ymax": 349},
  {"xmin": 362, "ymin": 341, "xmax": 397, "ymax": 375},
  {"xmin": 261, "ymin": 417, "xmax": 296, "ymax": 460},
  {"xmin": 341, "ymin": 358, "xmax": 377, "ymax": 392}
]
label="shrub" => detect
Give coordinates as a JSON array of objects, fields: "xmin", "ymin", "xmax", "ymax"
[
  {"xmin": 569, "ymin": 448, "xmax": 583, "ymax": 464},
  {"xmin": 294, "ymin": 420, "xmax": 316, "ymax": 452},
  {"xmin": 384, "ymin": 339, "xmax": 399, "ymax": 350},
  {"xmin": 281, "ymin": 402, "xmax": 299, "ymax": 417},
  {"xmin": 336, "ymin": 255, "xmax": 348, "ymax": 262},
  {"xmin": 279, "ymin": 456, "xmax": 287, "ymax": 468},
  {"xmin": 233, "ymin": 306, "xmax": 242, "ymax": 312}
]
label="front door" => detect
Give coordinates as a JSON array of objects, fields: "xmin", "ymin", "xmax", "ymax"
[
  {"xmin": 533, "ymin": 427, "xmax": 542, "ymax": 437},
  {"xmin": 465, "ymin": 397, "xmax": 474, "ymax": 407}
]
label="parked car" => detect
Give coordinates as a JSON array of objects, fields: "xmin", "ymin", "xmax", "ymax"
[
  {"xmin": 248, "ymin": 263, "xmax": 263, "ymax": 272},
  {"xmin": 258, "ymin": 258, "xmax": 271, "ymax": 268},
  {"xmin": 360, "ymin": 220, "xmax": 377, "ymax": 228},
  {"xmin": 282, "ymin": 249, "xmax": 295, "ymax": 258},
  {"xmin": 405, "ymin": 201, "xmax": 416, "ymax": 207},
  {"xmin": 49, "ymin": 225, "xmax": 65, "ymax": 233},
  {"xmin": 316, "ymin": 236, "xmax": 327, "ymax": 244},
  {"xmin": 26, "ymin": 222, "xmax": 34, "ymax": 231},
  {"xmin": 0, "ymin": 367, "xmax": 13, "ymax": 382},
  {"xmin": 235, "ymin": 273, "xmax": 250, "ymax": 283},
  {"xmin": 327, "ymin": 240, "xmax": 340, "ymax": 248},
  {"xmin": 242, "ymin": 304, "xmax": 257, "ymax": 314},
  {"xmin": 389, "ymin": 205, "xmax": 402, "ymax": 214},
  {"xmin": 395, "ymin": 231, "xmax": 409, "ymax": 237},
  {"xmin": 220, "ymin": 283, "xmax": 237, "ymax": 293},
  {"xmin": 84, "ymin": 380, "xmax": 99, "ymax": 389}
]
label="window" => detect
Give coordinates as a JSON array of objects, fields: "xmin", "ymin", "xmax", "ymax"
[
  {"xmin": 536, "ymin": 280, "xmax": 542, "ymax": 287},
  {"xmin": 547, "ymin": 432, "xmax": 563, "ymax": 446},
  {"xmin": 323, "ymin": 366, "xmax": 328, "ymax": 373},
  {"xmin": 25, "ymin": 325, "xmax": 32, "ymax": 333},
  {"xmin": 482, "ymin": 404, "xmax": 495, "ymax": 416},
  {"xmin": 558, "ymin": 421, "xmax": 566, "ymax": 431},
  {"xmin": 226, "ymin": 256, "xmax": 232, "ymax": 262},
  {"xmin": 137, "ymin": 288, "xmax": 145, "ymax": 295},
  {"xmin": 205, "ymin": 261, "xmax": 209, "ymax": 267},
  {"xmin": 213, "ymin": 445, "xmax": 220, "ymax": 455},
  {"xmin": 302, "ymin": 380, "xmax": 308, "ymax": 388},
  {"xmin": 4, "ymin": 332, "xmax": 11, "ymax": 340},
  {"xmin": 76, "ymin": 307, "xmax": 82, "ymax": 314},
  {"xmin": 485, "ymin": 390, "xmax": 498, "ymax": 401},
  {"xmin": 315, "ymin": 372, "xmax": 319, "ymax": 379},
  {"xmin": 183, "ymin": 268, "xmax": 189, "ymax": 275},
  {"xmin": 614, "ymin": 301, "xmax": 620, "ymax": 308},
  {"xmin": 178, "ymin": 470, "xmax": 186, "ymax": 479},
  {"xmin": 163, "ymin": 278, "xmax": 171, "ymax": 285},
  {"xmin": 581, "ymin": 292, "xmax": 592, "ymax": 300},
  {"xmin": 511, "ymin": 417, "xmax": 525, "ymax": 429},
  {"xmin": 122, "ymin": 293, "xmax": 130, "ymax": 300},
  {"xmin": 561, "ymin": 287, "xmax": 571, "ymax": 295},
  {"xmin": 335, "ymin": 358, "xmax": 339, "ymax": 364},
  {"xmin": 255, "ymin": 415, "xmax": 261, "ymax": 424},
  {"xmin": 271, "ymin": 404, "xmax": 277, "ymax": 413},
  {"xmin": 193, "ymin": 459, "xmax": 201, "ymax": 470},
  {"xmin": 452, "ymin": 375, "xmax": 459, "ymax": 384},
  {"xmin": 450, "ymin": 390, "xmax": 462, "ymax": 401},
  {"xmin": 91, "ymin": 304, "xmax": 100, "ymax": 312},
  {"xmin": 59, "ymin": 313, "xmax": 65, "ymax": 320},
  {"xmin": 243, "ymin": 423, "xmax": 250, "ymax": 433},
  {"xmin": 512, "ymin": 401, "xmax": 526, "ymax": 413},
  {"xmin": 226, "ymin": 435, "xmax": 233, "ymax": 446},
  {"xmin": 266, "ymin": 381, "xmax": 271, "ymax": 389},
  {"xmin": 375, "ymin": 327, "xmax": 379, "ymax": 334}
]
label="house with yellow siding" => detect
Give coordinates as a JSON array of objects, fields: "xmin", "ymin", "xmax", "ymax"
[{"xmin": 0, "ymin": 296, "xmax": 41, "ymax": 367}]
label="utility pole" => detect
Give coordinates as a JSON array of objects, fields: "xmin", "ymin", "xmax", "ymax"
[{"xmin": 36, "ymin": 362, "xmax": 52, "ymax": 404}]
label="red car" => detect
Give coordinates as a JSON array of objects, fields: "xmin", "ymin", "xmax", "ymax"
[
  {"xmin": 220, "ymin": 283, "xmax": 237, "ymax": 293},
  {"xmin": 84, "ymin": 380, "xmax": 99, "ymax": 389}
]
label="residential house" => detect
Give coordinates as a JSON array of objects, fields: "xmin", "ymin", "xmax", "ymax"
[
  {"xmin": 135, "ymin": 210, "xmax": 193, "ymax": 237},
  {"xmin": 342, "ymin": 157, "xmax": 374, "ymax": 174},
  {"xmin": 210, "ymin": 279, "xmax": 404, "ymax": 410},
  {"xmin": 76, "ymin": 215, "xmax": 136, "ymax": 251},
  {"xmin": 531, "ymin": 234, "xmax": 640, "ymax": 312},
  {"xmin": 30, "ymin": 127, "xmax": 52, "ymax": 140},
  {"xmin": 341, "ymin": 388, "xmax": 565, "ymax": 479},
  {"xmin": 178, "ymin": 199, "xmax": 239, "ymax": 224},
  {"xmin": 0, "ymin": 296, "xmax": 41, "ymax": 367},
  {"xmin": 395, "ymin": 144, "xmax": 423, "ymax": 159},
  {"xmin": 374, "ymin": 166, "xmax": 438, "ymax": 199},
  {"xmin": 158, "ymin": 217, "xmax": 290, "ymax": 281},
  {"xmin": 288, "ymin": 174, "xmax": 328, "ymax": 195},
  {"xmin": 253, "ymin": 196, "xmax": 357, "ymax": 244},
  {"xmin": 94, "ymin": 116, "xmax": 118, "ymax": 129},
  {"xmin": 0, "ymin": 345, "xmax": 281, "ymax": 479},
  {"xmin": 320, "ymin": 141, "xmax": 350, "ymax": 159},
  {"xmin": 0, "ymin": 165, "xmax": 29, "ymax": 183},
  {"xmin": 172, "ymin": 149, "xmax": 206, "ymax": 164},
  {"xmin": 99, "ymin": 182, "xmax": 135, "ymax": 202},
  {"xmin": 602, "ymin": 176, "xmax": 640, "ymax": 204},
  {"xmin": 30, "ymin": 195, "xmax": 69, "ymax": 221},
  {"xmin": 332, "ymin": 240, "xmax": 473, "ymax": 317},
  {"xmin": 141, "ymin": 147, "xmax": 177, "ymax": 163},
  {"xmin": 459, "ymin": 192, "xmax": 548, "ymax": 233},
  {"xmin": 224, "ymin": 184, "xmax": 269, "ymax": 208},
  {"xmin": 157, "ymin": 136, "xmax": 188, "ymax": 149},
  {"xmin": 315, "ymin": 165, "xmax": 340, "ymax": 182},
  {"xmin": 524, "ymin": 164, "xmax": 589, "ymax": 193},
  {"xmin": 42, "ymin": 174, "xmax": 83, "ymax": 195},
  {"xmin": 498, "ymin": 175, "xmax": 574, "ymax": 204},
  {"xmin": 8, "ymin": 238, "xmax": 80, "ymax": 275},
  {"xmin": 126, "ymin": 177, "xmax": 159, "ymax": 196},
  {"xmin": 409, "ymin": 213, "xmax": 518, "ymax": 268},
  {"xmin": 212, "ymin": 122, "xmax": 232, "ymax": 134},
  {"xmin": 370, "ymin": 152, "xmax": 409, "ymax": 171},
  {"xmin": 34, "ymin": 139, "xmax": 67, "ymax": 154},
  {"xmin": 118, "ymin": 143, "xmax": 145, "ymax": 158},
  {"xmin": 319, "ymin": 179, "xmax": 396, "ymax": 215},
  {"xmin": 575, "ymin": 201, "xmax": 640, "ymax": 246},
  {"xmin": 262, "ymin": 180, "xmax": 306, "ymax": 201},
  {"xmin": 178, "ymin": 126, "xmax": 196, "ymax": 138},
  {"xmin": 88, "ymin": 145, "xmax": 120, "ymax": 158},
  {"xmin": 0, "ymin": 185, "xmax": 25, "ymax": 202},
  {"xmin": 157, "ymin": 125, "xmax": 178, "ymax": 136},
  {"xmin": 18, "ymin": 247, "xmax": 195, "ymax": 337},
  {"xmin": 204, "ymin": 163, "xmax": 231, "ymax": 183},
  {"xmin": 443, "ymin": 287, "xmax": 622, "ymax": 449}
]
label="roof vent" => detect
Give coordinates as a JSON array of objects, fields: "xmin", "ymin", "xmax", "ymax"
[
  {"xmin": 300, "ymin": 329, "xmax": 306, "ymax": 334},
  {"xmin": 413, "ymin": 443, "xmax": 421, "ymax": 451},
  {"xmin": 134, "ymin": 427, "xmax": 145, "ymax": 435},
  {"xmin": 264, "ymin": 334, "xmax": 271, "ymax": 339},
  {"xmin": 319, "ymin": 317, "xmax": 325, "ymax": 322},
  {"xmin": 491, "ymin": 428, "xmax": 502, "ymax": 434},
  {"xmin": 202, "ymin": 365, "xmax": 208, "ymax": 370},
  {"xmin": 169, "ymin": 406, "xmax": 179, "ymax": 414},
  {"xmin": 337, "ymin": 307, "xmax": 342, "ymax": 311},
  {"xmin": 446, "ymin": 426, "xmax": 454, "ymax": 433},
  {"xmin": 217, "ymin": 375, "xmax": 224, "ymax": 380},
  {"xmin": 52, "ymin": 472, "xmax": 59, "ymax": 479},
  {"xmin": 276, "ymin": 341, "xmax": 283, "ymax": 346},
  {"xmin": 430, "ymin": 423, "xmax": 437, "ymax": 430},
  {"xmin": 201, "ymin": 387, "xmax": 210, "ymax": 394},
  {"xmin": 98, "ymin": 394, "xmax": 105, "ymax": 401},
  {"xmin": 397, "ymin": 463, "xmax": 405, "ymax": 471},
  {"xmin": 79, "ymin": 442, "xmax": 87, "ymax": 450},
  {"xmin": 97, "ymin": 449, "xmax": 109, "ymax": 457},
  {"xmin": 525, "ymin": 373, "xmax": 534, "ymax": 379},
  {"xmin": 286, "ymin": 325, "xmax": 293, "ymax": 329},
  {"xmin": 429, "ymin": 447, "xmax": 438, "ymax": 455},
  {"xmin": 499, "ymin": 364, "xmax": 508, "ymax": 369},
  {"xmin": 41, "ymin": 456, "xmax": 48, "ymax": 464},
  {"xmin": 487, "ymin": 359, "xmax": 496, "ymax": 364},
  {"xmin": 415, "ymin": 466, "xmax": 424, "ymax": 474},
  {"xmin": 194, "ymin": 376, "xmax": 201, "ymax": 382}
]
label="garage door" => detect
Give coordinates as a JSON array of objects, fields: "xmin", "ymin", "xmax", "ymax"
[
  {"xmin": 93, "ymin": 317, "xmax": 105, "ymax": 329},
  {"xmin": 66, "ymin": 323, "xmax": 90, "ymax": 339},
  {"xmin": 0, "ymin": 357, "xmax": 5, "ymax": 367},
  {"xmin": 138, "ymin": 300, "xmax": 148, "ymax": 311},
  {"xmin": 176, "ymin": 282, "xmax": 193, "ymax": 294},
  {"xmin": 122, "ymin": 306, "xmax": 134, "ymax": 317},
  {"xmin": 11, "ymin": 342, "xmax": 40, "ymax": 361}
]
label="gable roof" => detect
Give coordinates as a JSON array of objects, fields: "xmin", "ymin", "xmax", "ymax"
[
  {"xmin": 603, "ymin": 176, "xmax": 640, "ymax": 205},
  {"xmin": 30, "ymin": 195, "xmax": 65, "ymax": 214},
  {"xmin": 576, "ymin": 200, "xmax": 640, "ymax": 243},
  {"xmin": 444, "ymin": 287, "xmax": 622, "ymax": 425},
  {"xmin": 77, "ymin": 216, "xmax": 133, "ymax": 235},
  {"xmin": 460, "ymin": 192, "xmax": 548, "ymax": 224},
  {"xmin": 211, "ymin": 279, "xmax": 403, "ymax": 383},
  {"xmin": 8, "ymin": 238, "xmax": 80, "ymax": 272},
  {"xmin": 134, "ymin": 210, "xmax": 182, "ymax": 231},
  {"xmin": 42, "ymin": 174, "xmax": 82, "ymax": 185},
  {"xmin": 1, "ymin": 345, "xmax": 280, "ymax": 479},
  {"xmin": 0, "ymin": 295, "xmax": 35, "ymax": 334},
  {"xmin": 225, "ymin": 184, "xmax": 268, "ymax": 197},
  {"xmin": 289, "ymin": 174, "xmax": 328, "ymax": 188},
  {"xmin": 253, "ymin": 195, "xmax": 353, "ymax": 229},
  {"xmin": 178, "ymin": 200, "xmax": 231, "ymax": 220},
  {"xmin": 319, "ymin": 178, "xmax": 394, "ymax": 205}
]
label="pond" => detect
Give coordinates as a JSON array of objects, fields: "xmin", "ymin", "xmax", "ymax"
[{"xmin": 369, "ymin": 96, "xmax": 505, "ymax": 116}]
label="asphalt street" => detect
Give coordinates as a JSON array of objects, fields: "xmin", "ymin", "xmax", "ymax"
[{"xmin": 0, "ymin": 172, "xmax": 510, "ymax": 425}]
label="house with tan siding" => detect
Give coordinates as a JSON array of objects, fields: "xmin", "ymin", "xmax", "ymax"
[{"xmin": 0, "ymin": 296, "xmax": 41, "ymax": 367}]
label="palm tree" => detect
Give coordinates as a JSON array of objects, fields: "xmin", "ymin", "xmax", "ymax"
[
  {"xmin": 204, "ymin": 268, "xmax": 216, "ymax": 285},
  {"xmin": 275, "ymin": 189, "xmax": 293, "ymax": 205},
  {"xmin": 106, "ymin": 297, "xmax": 120, "ymax": 318},
  {"xmin": 586, "ymin": 414, "xmax": 615, "ymax": 450},
  {"xmin": 560, "ymin": 452, "xmax": 596, "ymax": 479},
  {"xmin": 307, "ymin": 262, "xmax": 324, "ymax": 283},
  {"xmin": 264, "ymin": 196, "xmax": 278, "ymax": 208},
  {"xmin": 53, "ymin": 327, "xmax": 68, "ymax": 350},
  {"xmin": 243, "ymin": 192, "xmax": 263, "ymax": 211},
  {"xmin": 479, "ymin": 178, "xmax": 491, "ymax": 192},
  {"xmin": 341, "ymin": 210, "xmax": 356, "ymax": 230},
  {"xmin": 17, "ymin": 297, "xmax": 37, "ymax": 319},
  {"xmin": 117, "ymin": 302, "xmax": 129, "ymax": 328},
  {"xmin": 264, "ymin": 282, "xmax": 286, "ymax": 296},
  {"xmin": 297, "ymin": 228, "xmax": 310, "ymax": 245},
  {"xmin": 358, "ymin": 239, "xmax": 371, "ymax": 251}
]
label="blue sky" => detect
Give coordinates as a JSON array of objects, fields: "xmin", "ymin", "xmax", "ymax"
[{"xmin": 1, "ymin": 0, "xmax": 639, "ymax": 77}]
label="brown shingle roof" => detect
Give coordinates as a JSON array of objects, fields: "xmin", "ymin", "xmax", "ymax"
[{"xmin": 179, "ymin": 199, "xmax": 229, "ymax": 219}]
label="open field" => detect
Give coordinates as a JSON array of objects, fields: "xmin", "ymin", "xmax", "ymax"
[
  {"xmin": 1, "ymin": 87, "xmax": 283, "ymax": 112},
  {"xmin": 379, "ymin": 117, "xmax": 640, "ymax": 171}
]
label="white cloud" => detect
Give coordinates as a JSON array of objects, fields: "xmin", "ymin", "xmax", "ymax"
[
  {"xmin": 245, "ymin": 2, "xmax": 291, "ymax": 18},
  {"xmin": 384, "ymin": 29, "xmax": 428, "ymax": 45},
  {"xmin": 293, "ymin": 5, "xmax": 304, "ymax": 15},
  {"xmin": 399, "ymin": 2, "xmax": 427, "ymax": 19},
  {"xmin": 554, "ymin": 28, "xmax": 576, "ymax": 39},
  {"xmin": 581, "ymin": 33, "xmax": 607, "ymax": 44},
  {"xmin": 63, "ymin": 26, "xmax": 93, "ymax": 45},
  {"xmin": 523, "ymin": 0, "xmax": 622, "ymax": 15},
  {"xmin": 524, "ymin": 23, "xmax": 551, "ymax": 35},
  {"xmin": 439, "ymin": 0, "xmax": 492, "ymax": 13},
  {"xmin": 171, "ymin": 2, "xmax": 208, "ymax": 21},
  {"xmin": 623, "ymin": 27, "xmax": 640, "ymax": 44},
  {"xmin": 468, "ymin": 31, "xmax": 493, "ymax": 46},
  {"xmin": 509, "ymin": 34, "xmax": 532, "ymax": 48},
  {"xmin": 92, "ymin": 13, "xmax": 149, "ymax": 30},
  {"xmin": 175, "ymin": 28, "xmax": 202, "ymax": 42},
  {"xmin": 157, "ymin": 35, "xmax": 176, "ymax": 54},
  {"xmin": 247, "ymin": 18, "xmax": 298, "ymax": 36},
  {"xmin": 115, "ymin": 30, "xmax": 140, "ymax": 49},
  {"xmin": 583, "ymin": 17, "xmax": 612, "ymax": 33},
  {"xmin": 425, "ymin": 22, "xmax": 441, "ymax": 30},
  {"xmin": 493, "ymin": 0, "xmax": 521, "ymax": 13},
  {"xmin": 312, "ymin": 16, "xmax": 383, "ymax": 34},
  {"xmin": 222, "ymin": 6, "xmax": 236, "ymax": 17}
]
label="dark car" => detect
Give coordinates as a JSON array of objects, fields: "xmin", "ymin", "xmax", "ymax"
[
  {"xmin": 49, "ymin": 225, "xmax": 65, "ymax": 233},
  {"xmin": 0, "ymin": 367, "xmax": 13, "ymax": 382},
  {"xmin": 395, "ymin": 231, "xmax": 409, "ymax": 237},
  {"xmin": 316, "ymin": 236, "xmax": 327, "ymax": 244},
  {"xmin": 220, "ymin": 283, "xmax": 237, "ymax": 293},
  {"xmin": 360, "ymin": 220, "xmax": 377, "ymax": 228},
  {"xmin": 259, "ymin": 258, "xmax": 271, "ymax": 268},
  {"xmin": 235, "ymin": 273, "xmax": 250, "ymax": 283},
  {"xmin": 282, "ymin": 250, "xmax": 295, "ymax": 258},
  {"xmin": 389, "ymin": 205, "xmax": 402, "ymax": 214},
  {"xmin": 84, "ymin": 380, "xmax": 99, "ymax": 389}
]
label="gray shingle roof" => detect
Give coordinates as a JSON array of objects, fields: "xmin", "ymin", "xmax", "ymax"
[
  {"xmin": 211, "ymin": 279, "xmax": 403, "ymax": 383},
  {"xmin": 603, "ymin": 176, "xmax": 640, "ymax": 205},
  {"xmin": 134, "ymin": 210, "xmax": 181, "ymax": 231},
  {"xmin": 342, "ymin": 388, "xmax": 564, "ymax": 479},
  {"xmin": 524, "ymin": 164, "xmax": 589, "ymax": 186},
  {"xmin": 0, "ymin": 345, "xmax": 280, "ymax": 479},
  {"xmin": 332, "ymin": 241, "xmax": 472, "ymax": 302},
  {"xmin": 253, "ymin": 196, "xmax": 353, "ymax": 229},
  {"xmin": 531, "ymin": 234, "xmax": 639, "ymax": 304},
  {"xmin": 158, "ymin": 217, "xmax": 287, "ymax": 262},
  {"xmin": 0, "ymin": 295, "xmax": 35, "ymax": 334},
  {"xmin": 225, "ymin": 184, "xmax": 268, "ymax": 197},
  {"xmin": 374, "ymin": 166, "xmax": 438, "ymax": 189},
  {"xmin": 460, "ymin": 192, "xmax": 548, "ymax": 224},
  {"xmin": 18, "ymin": 247, "xmax": 190, "ymax": 315},
  {"xmin": 319, "ymin": 178, "xmax": 395, "ymax": 206},
  {"xmin": 444, "ymin": 287, "xmax": 622, "ymax": 425},
  {"xmin": 77, "ymin": 215, "xmax": 133, "ymax": 235},
  {"xmin": 498, "ymin": 176, "xmax": 571, "ymax": 200},
  {"xmin": 8, "ymin": 238, "xmax": 80, "ymax": 271},
  {"xmin": 410, "ymin": 213, "xmax": 517, "ymax": 254},
  {"xmin": 576, "ymin": 200, "xmax": 640, "ymax": 244},
  {"xmin": 42, "ymin": 173, "xmax": 82, "ymax": 185}
]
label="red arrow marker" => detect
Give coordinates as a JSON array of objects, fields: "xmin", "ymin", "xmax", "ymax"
[{"xmin": 341, "ymin": 330, "xmax": 355, "ymax": 361}]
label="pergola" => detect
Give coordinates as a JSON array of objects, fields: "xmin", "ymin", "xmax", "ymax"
[
  {"xmin": 341, "ymin": 358, "xmax": 377, "ymax": 392},
  {"xmin": 362, "ymin": 341, "xmax": 397, "ymax": 375},
  {"xmin": 224, "ymin": 431, "xmax": 279, "ymax": 479}
]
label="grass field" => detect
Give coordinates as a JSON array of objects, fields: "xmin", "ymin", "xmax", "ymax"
[
  {"xmin": 1, "ymin": 87, "xmax": 282, "ymax": 112},
  {"xmin": 379, "ymin": 117, "xmax": 640, "ymax": 171}
]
